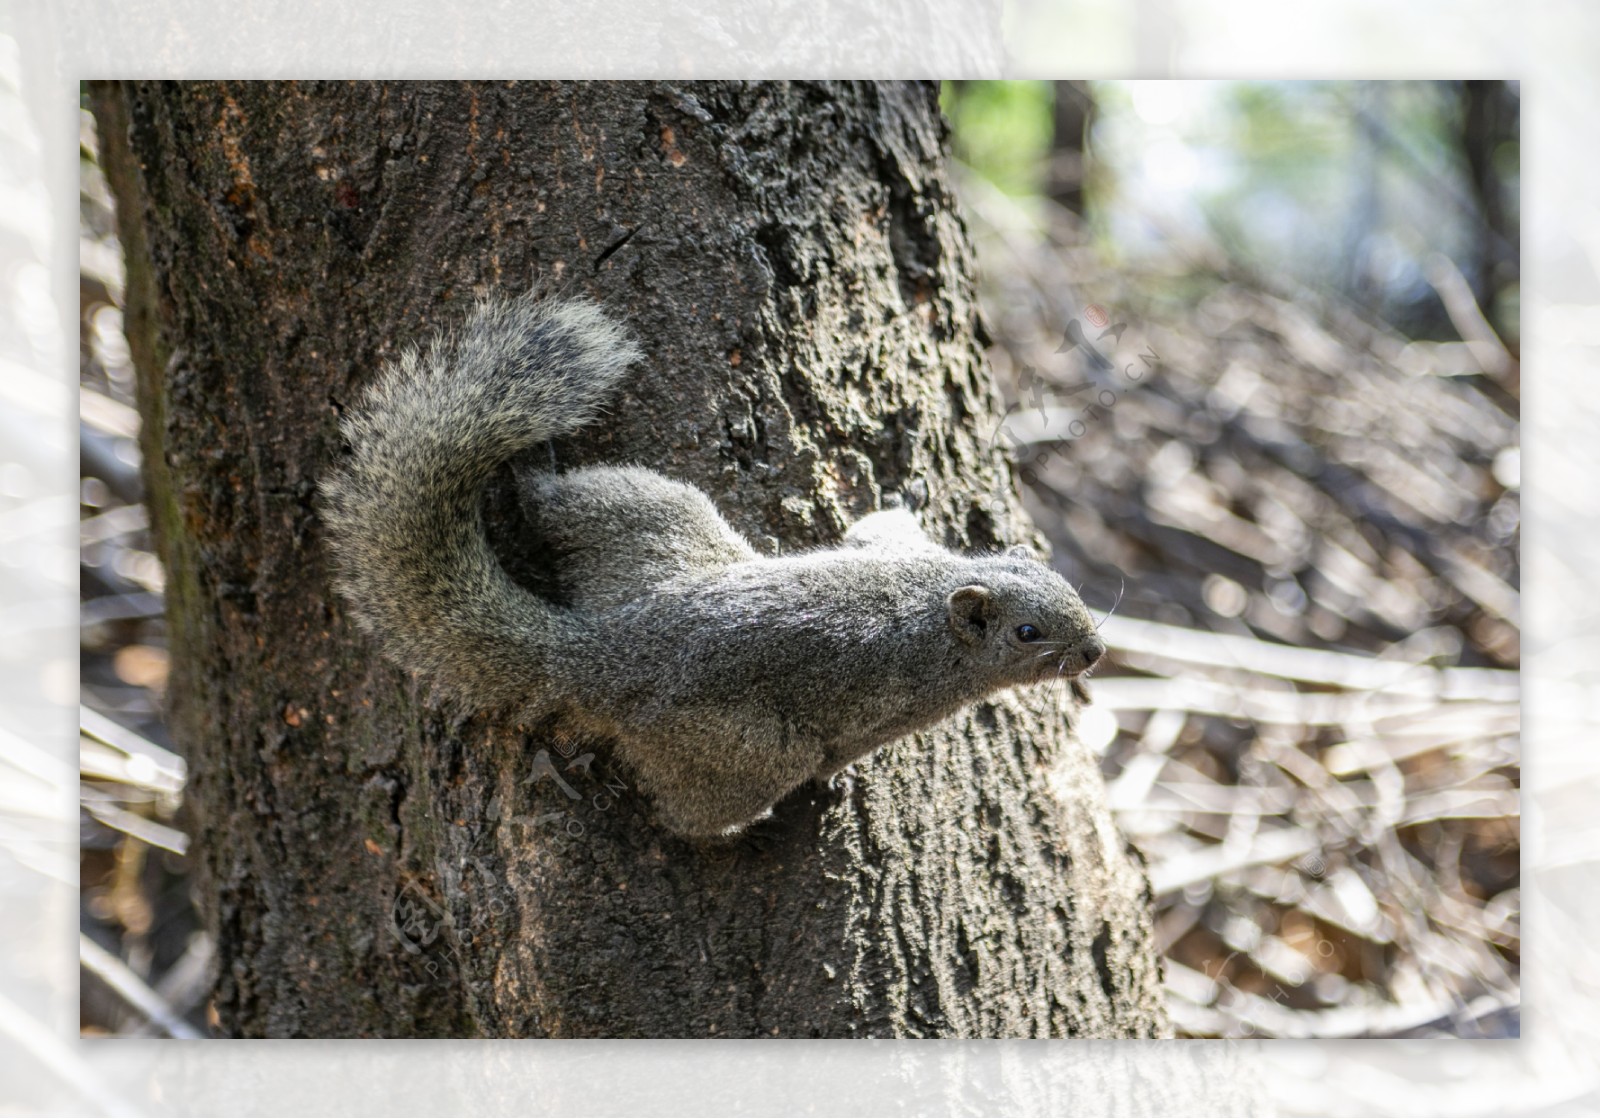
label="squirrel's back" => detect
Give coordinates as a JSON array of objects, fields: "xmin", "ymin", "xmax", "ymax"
[{"xmin": 516, "ymin": 463, "xmax": 758, "ymax": 611}]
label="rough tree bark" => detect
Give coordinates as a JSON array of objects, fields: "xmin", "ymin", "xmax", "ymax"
[{"xmin": 91, "ymin": 80, "xmax": 1169, "ymax": 1039}]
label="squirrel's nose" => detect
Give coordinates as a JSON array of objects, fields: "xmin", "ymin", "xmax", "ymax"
[{"xmin": 1080, "ymin": 635, "xmax": 1106, "ymax": 667}]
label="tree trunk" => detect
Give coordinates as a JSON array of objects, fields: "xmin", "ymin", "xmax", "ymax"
[{"xmin": 91, "ymin": 79, "xmax": 1169, "ymax": 1039}]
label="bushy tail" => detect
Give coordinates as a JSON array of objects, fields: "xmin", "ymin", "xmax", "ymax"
[{"xmin": 319, "ymin": 294, "xmax": 640, "ymax": 708}]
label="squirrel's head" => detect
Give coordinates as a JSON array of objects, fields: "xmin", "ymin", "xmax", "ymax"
[{"xmin": 946, "ymin": 547, "xmax": 1104, "ymax": 686}]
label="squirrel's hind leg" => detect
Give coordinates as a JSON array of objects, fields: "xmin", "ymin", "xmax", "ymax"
[
  {"xmin": 623, "ymin": 713, "xmax": 821, "ymax": 838},
  {"xmin": 515, "ymin": 462, "xmax": 756, "ymax": 610}
]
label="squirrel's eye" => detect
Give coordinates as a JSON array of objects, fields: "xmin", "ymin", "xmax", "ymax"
[{"xmin": 1016, "ymin": 624, "xmax": 1041, "ymax": 642}]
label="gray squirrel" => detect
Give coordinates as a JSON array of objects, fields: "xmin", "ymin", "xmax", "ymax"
[{"xmin": 319, "ymin": 293, "xmax": 1105, "ymax": 837}]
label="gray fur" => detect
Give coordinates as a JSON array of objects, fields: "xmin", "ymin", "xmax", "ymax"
[{"xmin": 320, "ymin": 293, "xmax": 1105, "ymax": 837}]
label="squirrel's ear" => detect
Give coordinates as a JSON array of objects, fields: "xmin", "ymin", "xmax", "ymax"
[
  {"xmin": 1006, "ymin": 544, "xmax": 1035, "ymax": 561},
  {"xmin": 947, "ymin": 585, "xmax": 993, "ymax": 646}
]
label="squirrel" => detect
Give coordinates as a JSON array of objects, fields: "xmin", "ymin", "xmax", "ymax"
[{"xmin": 319, "ymin": 293, "xmax": 1106, "ymax": 837}]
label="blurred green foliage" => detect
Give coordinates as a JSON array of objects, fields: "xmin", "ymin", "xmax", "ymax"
[
  {"xmin": 944, "ymin": 79, "xmax": 1519, "ymax": 347},
  {"xmin": 940, "ymin": 80, "xmax": 1054, "ymax": 197}
]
